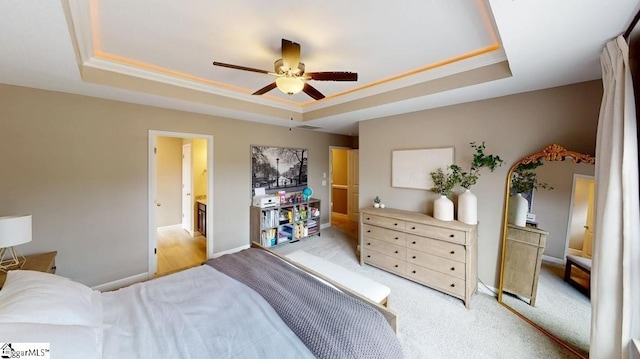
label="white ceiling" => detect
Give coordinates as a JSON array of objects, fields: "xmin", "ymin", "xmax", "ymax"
[{"xmin": 1, "ymin": 0, "xmax": 639, "ymax": 135}]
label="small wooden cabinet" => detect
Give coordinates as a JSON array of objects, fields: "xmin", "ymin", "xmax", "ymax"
[
  {"xmin": 196, "ymin": 201, "xmax": 206, "ymax": 237},
  {"xmin": 360, "ymin": 208, "xmax": 477, "ymax": 308},
  {"xmin": 250, "ymin": 198, "xmax": 321, "ymax": 247},
  {"xmin": 502, "ymin": 224, "xmax": 548, "ymax": 306},
  {"xmin": 0, "ymin": 251, "xmax": 57, "ymax": 288}
]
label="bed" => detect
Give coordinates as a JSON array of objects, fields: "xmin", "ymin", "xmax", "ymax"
[{"xmin": 0, "ymin": 247, "xmax": 402, "ymax": 359}]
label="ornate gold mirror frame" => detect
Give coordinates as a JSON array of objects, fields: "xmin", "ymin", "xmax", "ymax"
[{"xmin": 497, "ymin": 144, "xmax": 595, "ymax": 358}]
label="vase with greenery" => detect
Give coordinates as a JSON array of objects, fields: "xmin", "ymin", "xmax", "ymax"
[
  {"xmin": 429, "ymin": 168, "xmax": 456, "ymax": 221},
  {"xmin": 508, "ymin": 162, "xmax": 553, "ymax": 226},
  {"xmin": 373, "ymin": 196, "xmax": 381, "ymax": 208},
  {"xmin": 450, "ymin": 142, "xmax": 504, "ymax": 224}
]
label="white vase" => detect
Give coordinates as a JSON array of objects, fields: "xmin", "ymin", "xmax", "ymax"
[
  {"xmin": 457, "ymin": 189, "xmax": 477, "ymax": 225},
  {"xmin": 434, "ymin": 195, "xmax": 454, "ymax": 221},
  {"xmin": 507, "ymin": 193, "xmax": 528, "ymax": 227}
]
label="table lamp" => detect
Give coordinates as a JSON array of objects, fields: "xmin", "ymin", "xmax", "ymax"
[{"xmin": 0, "ymin": 215, "xmax": 32, "ymax": 271}]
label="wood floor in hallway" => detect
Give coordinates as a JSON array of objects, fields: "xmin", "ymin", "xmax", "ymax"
[
  {"xmin": 156, "ymin": 227, "xmax": 206, "ymax": 276},
  {"xmin": 331, "ymin": 213, "xmax": 358, "ymax": 239}
]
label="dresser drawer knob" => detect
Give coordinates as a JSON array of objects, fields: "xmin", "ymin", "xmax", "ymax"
[
  {"xmin": 412, "ymin": 241, "xmax": 417, "ymax": 244},
  {"xmin": 367, "ymin": 255, "xmax": 371, "ymax": 258},
  {"xmin": 450, "ymin": 284, "xmax": 456, "ymax": 288},
  {"xmin": 450, "ymin": 267, "xmax": 455, "ymax": 271},
  {"xmin": 394, "ymin": 250, "xmax": 399, "ymax": 254},
  {"xmin": 412, "ymin": 270, "xmax": 416, "ymax": 274},
  {"xmin": 450, "ymin": 250, "xmax": 455, "ymax": 254},
  {"xmin": 394, "ymin": 264, "xmax": 399, "ymax": 268},
  {"xmin": 411, "ymin": 226, "xmax": 416, "ymax": 230},
  {"xmin": 412, "ymin": 256, "xmax": 416, "ymax": 259},
  {"xmin": 366, "ymin": 217, "xmax": 370, "ymax": 220},
  {"xmin": 394, "ymin": 237, "xmax": 399, "ymax": 240},
  {"xmin": 367, "ymin": 242, "xmax": 371, "ymax": 245},
  {"xmin": 449, "ymin": 234, "xmax": 455, "ymax": 238},
  {"xmin": 367, "ymin": 230, "xmax": 371, "ymax": 233},
  {"xmin": 394, "ymin": 223, "xmax": 398, "ymax": 226}
]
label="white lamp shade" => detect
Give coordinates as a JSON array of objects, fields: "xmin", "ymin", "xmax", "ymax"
[
  {"xmin": 276, "ymin": 76, "xmax": 305, "ymax": 95},
  {"xmin": 0, "ymin": 215, "xmax": 32, "ymax": 247}
]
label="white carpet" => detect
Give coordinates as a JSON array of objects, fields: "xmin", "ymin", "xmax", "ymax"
[{"xmin": 273, "ymin": 228, "xmax": 581, "ymax": 359}]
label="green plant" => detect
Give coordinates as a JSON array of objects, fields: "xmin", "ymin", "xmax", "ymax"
[
  {"xmin": 511, "ymin": 163, "xmax": 554, "ymax": 193},
  {"xmin": 430, "ymin": 168, "xmax": 457, "ymax": 196},
  {"xmin": 374, "ymin": 196, "xmax": 381, "ymax": 204},
  {"xmin": 450, "ymin": 142, "xmax": 504, "ymax": 189}
]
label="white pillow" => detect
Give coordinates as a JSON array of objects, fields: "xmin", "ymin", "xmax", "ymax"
[
  {"xmin": 0, "ymin": 322, "xmax": 101, "ymax": 359},
  {"xmin": 0, "ymin": 270, "xmax": 102, "ymax": 328}
]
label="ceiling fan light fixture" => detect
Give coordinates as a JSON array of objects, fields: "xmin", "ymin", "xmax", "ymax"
[{"xmin": 276, "ymin": 76, "xmax": 305, "ymax": 95}]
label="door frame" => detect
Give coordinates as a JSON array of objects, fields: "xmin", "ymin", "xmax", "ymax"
[
  {"xmin": 148, "ymin": 130, "xmax": 214, "ymax": 278},
  {"xmin": 181, "ymin": 143, "xmax": 193, "ymax": 235},
  {"xmin": 329, "ymin": 146, "xmax": 351, "ymax": 227},
  {"xmin": 563, "ymin": 174, "xmax": 595, "ymax": 259}
]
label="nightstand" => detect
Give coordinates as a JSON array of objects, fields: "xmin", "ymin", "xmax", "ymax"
[{"xmin": 0, "ymin": 251, "xmax": 57, "ymax": 288}]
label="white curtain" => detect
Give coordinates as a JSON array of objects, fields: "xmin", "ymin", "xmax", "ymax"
[{"xmin": 591, "ymin": 35, "xmax": 640, "ymax": 359}]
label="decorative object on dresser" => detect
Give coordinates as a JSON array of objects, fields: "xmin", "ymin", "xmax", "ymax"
[
  {"xmin": 0, "ymin": 251, "xmax": 57, "ymax": 287},
  {"xmin": 507, "ymin": 162, "xmax": 553, "ymax": 227},
  {"xmin": 429, "ymin": 168, "xmax": 456, "ymax": 221},
  {"xmin": 501, "ymin": 224, "xmax": 548, "ymax": 306},
  {"xmin": 450, "ymin": 142, "xmax": 504, "ymax": 225},
  {"xmin": 360, "ymin": 207, "xmax": 477, "ymax": 308},
  {"xmin": 250, "ymin": 198, "xmax": 321, "ymax": 247},
  {"xmin": 0, "ymin": 215, "xmax": 32, "ymax": 271}
]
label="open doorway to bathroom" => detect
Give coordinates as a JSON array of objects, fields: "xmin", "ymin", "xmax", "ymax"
[
  {"xmin": 330, "ymin": 147, "xmax": 359, "ymax": 239},
  {"xmin": 149, "ymin": 131, "xmax": 214, "ymax": 277}
]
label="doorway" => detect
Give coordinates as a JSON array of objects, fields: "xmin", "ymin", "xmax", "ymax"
[
  {"xmin": 565, "ymin": 175, "xmax": 595, "ymax": 258},
  {"xmin": 149, "ymin": 131, "xmax": 214, "ymax": 278},
  {"xmin": 330, "ymin": 147, "xmax": 358, "ymax": 239}
]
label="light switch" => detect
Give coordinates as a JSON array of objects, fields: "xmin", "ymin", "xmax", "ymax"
[
  {"xmin": 322, "ymin": 180, "xmax": 327, "ymax": 186},
  {"xmin": 323, "ymin": 172, "xmax": 327, "ymax": 178}
]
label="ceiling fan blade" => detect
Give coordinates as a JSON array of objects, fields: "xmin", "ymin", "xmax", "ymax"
[
  {"xmin": 252, "ymin": 82, "xmax": 277, "ymax": 95},
  {"xmin": 302, "ymin": 83, "xmax": 325, "ymax": 100},
  {"xmin": 281, "ymin": 39, "xmax": 301, "ymax": 71},
  {"xmin": 306, "ymin": 72, "xmax": 358, "ymax": 81},
  {"xmin": 213, "ymin": 62, "xmax": 271, "ymax": 75}
]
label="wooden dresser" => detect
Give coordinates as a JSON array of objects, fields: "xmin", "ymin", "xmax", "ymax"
[
  {"xmin": 359, "ymin": 208, "xmax": 477, "ymax": 308},
  {"xmin": 0, "ymin": 251, "xmax": 57, "ymax": 288},
  {"xmin": 502, "ymin": 224, "xmax": 548, "ymax": 306}
]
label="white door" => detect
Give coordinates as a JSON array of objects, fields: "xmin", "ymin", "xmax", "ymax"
[
  {"xmin": 348, "ymin": 150, "xmax": 359, "ymax": 222},
  {"xmin": 584, "ymin": 180, "xmax": 595, "ymax": 258},
  {"xmin": 182, "ymin": 144, "xmax": 193, "ymax": 235}
]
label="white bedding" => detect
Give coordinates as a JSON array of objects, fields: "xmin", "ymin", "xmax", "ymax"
[{"xmin": 101, "ymin": 265, "xmax": 314, "ymax": 359}]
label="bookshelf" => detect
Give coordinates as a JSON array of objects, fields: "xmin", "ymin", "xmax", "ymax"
[{"xmin": 250, "ymin": 198, "xmax": 321, "ymax": 247}]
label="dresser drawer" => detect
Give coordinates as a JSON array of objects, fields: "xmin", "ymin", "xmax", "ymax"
[
  {"xmin": 362, "ymin": 214, "xmax": 406, "ymax": 231},
  {"xmin": 406, "ymin": 234, "xmax": 466, "ymax": 263},
  {"xmin": 362, "ymin": 224, "xmax": 406, "ymax": 245},
  {"xmin": 406, "ymin": 263, "xmax": 465, "ymax": 298},
  {"xmin": 405, "ymin": 222, "xmax": 466, "ymax": 244},
  {"xmin": 362, "ymin": 237, "xmax": 406, "ymax": 260},
  {"xmin": 406, "ymin": 248, "xmax": 465, "ymax": 280},
  {"xmin": 363, "ymin": 249, "xmax": 406, "ymax": 275},
  {"xmin": 507, "ymin": 226, "xmax": 546, "ymax": 247}
]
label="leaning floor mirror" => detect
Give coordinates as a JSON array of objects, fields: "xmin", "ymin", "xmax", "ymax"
[{"xmin": 498, "ymin": 144, "xmax": 595, "ymax": 358}]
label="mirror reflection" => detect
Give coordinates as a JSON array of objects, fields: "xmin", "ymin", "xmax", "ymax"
[{"xmin": 499, "ymin": 145, "xmax": 595, "ymax": 358}]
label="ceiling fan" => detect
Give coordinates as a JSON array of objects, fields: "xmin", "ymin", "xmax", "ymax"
[{"xmin": 213, "ymin": 39, "xmax": 358, "ymax": 100}]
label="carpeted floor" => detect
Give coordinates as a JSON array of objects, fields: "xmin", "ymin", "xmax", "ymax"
[
  {"xmin": 273, "ymin": 227, "xmax": 581, "ymax": 359},
  {"xmin": 502, "ymin": 261, "xmax": 590, "ymax": 357}
]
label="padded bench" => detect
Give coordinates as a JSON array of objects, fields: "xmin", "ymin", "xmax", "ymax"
[
  {"xmin": 285, "ymin": 250, "xmax": 391, "ymax": 307},
  {"xmin": 564, "ymin": 254, "xmax": 592, "ymax": 297}
]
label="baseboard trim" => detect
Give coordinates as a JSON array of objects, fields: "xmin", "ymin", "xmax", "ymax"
[
  {"xmin": 157, "ymin": 224, "xmax": 182, "ymax": 232},
  {"xmin": 321, "ymin": 223, "xmax": 331, "ymax": 229},
  {"xmin": 542, "ymin": 255, "xmax": 565, "ymax": 265},
  {"xmin": 92, "ymin": 273, "xmax": 148, "ymax": 292},
  {"xmin": 213, "ymin": 244, "xmax": 250, "ymax": 258}
]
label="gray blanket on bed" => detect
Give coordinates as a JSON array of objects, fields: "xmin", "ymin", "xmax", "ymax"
[{"xmin": 205, "ymin": 248, "xmax": 403, "ymax": 359}]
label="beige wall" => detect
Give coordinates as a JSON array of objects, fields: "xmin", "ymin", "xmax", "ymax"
[
  {"xmin": 533, "ymin": 161, "xmax": 595, "ymax": 259},
  {"xmin": 156, "ymin": 136, "xmax": 183, "ymax": 227},
  {"xmin": 0, "ymin": 84, "xmax": 351, "ymax": 286},
  {"xmin": 359, "ymin": 80, "xmax": 602, "ymax": 288}
]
